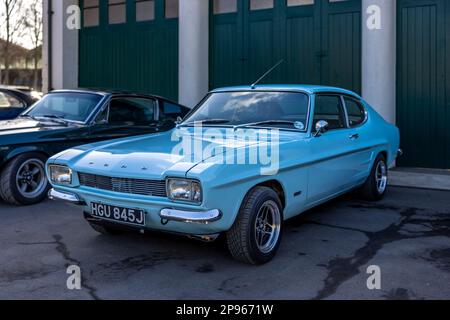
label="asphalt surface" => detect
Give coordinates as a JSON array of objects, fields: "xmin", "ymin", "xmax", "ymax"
[{"xmin": 0, "ymin": 186, "xmax": 449, "ymax": 300}]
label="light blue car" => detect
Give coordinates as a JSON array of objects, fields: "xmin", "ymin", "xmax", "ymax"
[{"xmin": 47, "ymin": 85, "xmax": 401, "ymax": 264}]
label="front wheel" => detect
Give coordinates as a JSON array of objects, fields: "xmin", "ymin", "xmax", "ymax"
[
  {"xmin": 0, "ymin": 153, "xmax": 49, "ymax": 205},
  {"xmin": 359, "ymin": 153, "xmax": 388, "ymax": 201},
  {"xmin": 226, "ymin": 187, "xmax": 283, "ymax": 265}
]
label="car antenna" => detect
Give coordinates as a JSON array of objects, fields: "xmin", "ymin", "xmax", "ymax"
[{"xmin": 251, "ymin": 59, "xmax": 284, "ymax": 89}]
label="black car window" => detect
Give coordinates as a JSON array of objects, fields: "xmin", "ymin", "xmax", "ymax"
[
  {"xmin": 160, "ymin": 101, "xmax": 187, "ymax": 121},
  {"xmin": 344, "ymin": 97, "xmax": 366, "ymax": 127},
  {"xmin": 313, "ymin": 95, "xmax": 346, "ymax": 131},
  {"xmin": 108, "ymin": 97, "xmax": 156, "ymax": 125},
  {"xmin": 0, "ymin": 92, "xmax": 24, "ymax": 108}
]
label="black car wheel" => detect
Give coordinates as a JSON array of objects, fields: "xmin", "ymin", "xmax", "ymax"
[
  {"xmin": 0, "ymin": 153, "xmax": 49, "ymax": 205},
  {"xmin": 359, "ymin": 153, "xmax": 388, "ymax": 201},
  {"xmin": 226, "ymin": 187, "xmax": 283, "ymax": 265}
]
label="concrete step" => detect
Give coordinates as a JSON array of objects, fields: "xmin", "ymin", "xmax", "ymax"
[{"xmin": 390, "ymin": 168, "xmax": 450, "ymax": 191}]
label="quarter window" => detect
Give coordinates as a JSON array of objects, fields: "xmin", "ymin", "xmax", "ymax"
[
  {"xmin": 108, "ymin": 97, "xmax": 156, "ymax": 125},
  {"xmin": 0, "ymin": 92, "xmax": 24, "ymax": 108},
  {"xmin": 344, "ymin": 97, "xmax": 366, "ymax": 127},
  {"xmin": 313, "ymin": 95, "xmax": 346, "ymax": 130}
]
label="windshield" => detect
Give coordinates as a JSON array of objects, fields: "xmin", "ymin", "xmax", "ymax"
[
  {"xmin": 26, "ymin": 92, "xmax": 103, "ymax": 122},
  {"xmin": 183, "ymin": 91, "xmax": 310, "ymax": 130}
]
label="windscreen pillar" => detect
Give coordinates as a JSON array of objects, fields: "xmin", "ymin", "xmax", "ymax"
[
  {"xmin": 178, "ymin": 0, "xmax": 209, "ymax": 108},
  {"xmin": 362, "ymin": 0, "xmax": 396, "ymax": 124}
]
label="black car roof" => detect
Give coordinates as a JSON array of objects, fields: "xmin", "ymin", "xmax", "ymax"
[{"xmin": 49, "ymin": 88, "xmax": 186, "ymax": 108}]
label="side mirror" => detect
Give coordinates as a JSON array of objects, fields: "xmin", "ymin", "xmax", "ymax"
[{"xmin": 314, "ymin": 120, "xmax": 329, "ymax": 137}]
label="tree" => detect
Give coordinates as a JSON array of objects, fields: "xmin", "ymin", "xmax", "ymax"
[
  {"xmin": 0, "ymin": 0, "xmax": 25, "ymax": 85},
  {"xmin": 25, "ymin": 0, "xmax": 42, "ymax": 89}
]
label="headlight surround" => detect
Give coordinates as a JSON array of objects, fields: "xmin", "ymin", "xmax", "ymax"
[
  {"xmin": 48, "ymin": 165, "xmax": 72, "ymax": 185},
  {"xmin": 167, "ymin": 178, "xmax": 202, "ymax": 204}
]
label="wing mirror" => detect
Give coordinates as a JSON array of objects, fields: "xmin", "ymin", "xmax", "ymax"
[{"xmin": 314, "ymin": 120, "xmax": 329, "ymax": 137}]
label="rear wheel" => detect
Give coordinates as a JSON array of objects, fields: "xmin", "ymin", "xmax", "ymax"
[
  {"xmin": 226, "ymin": 187, "xmax": 283, "ymax": 265},
  {"xmin": 359, "ymin": 154, "xmax": 388, "ymax": 201},
  {"xmin": 0, "ymin": 153, "xmax": 49, "ymax": 205}
]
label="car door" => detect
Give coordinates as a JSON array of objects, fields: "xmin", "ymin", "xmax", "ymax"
[
  {"xmin": 0, "ymin": 91, "xmax": 27, "ymax": 120},
  {"xmin": 88, "ymin": 96, "xmax": 159, "ymax": 142},
  {"xmin": 306, "ymin": 94, "xmax": 359, "ymax": 205},
  {"xmin": 342, "ymin": 95, "xmax": 373, "ymax": 183}
]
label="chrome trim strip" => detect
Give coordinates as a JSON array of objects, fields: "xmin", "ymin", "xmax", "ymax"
[
  {"xmin": 159, "ymin": 208, "xmax": 222, "ymax": 224},
  {"xmin": 48, "ymin": 189, "xmax": 85, "ymax": 205}
]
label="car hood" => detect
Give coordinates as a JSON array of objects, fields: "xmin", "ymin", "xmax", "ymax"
[
  {"xmin": 0, "ymin": 118, "xmax": 75, "ymax": 144},
  {"xmin": 54, "ymin": 127, "xmax": 307, "ymax": 180},
  {"xmin": 0, "ymin": 118, "xmax": 71, "ymax": 136}
]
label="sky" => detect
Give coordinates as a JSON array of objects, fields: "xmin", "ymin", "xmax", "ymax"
[{"xmin": 1, "ymin": 0, "xmax": 42, "ymax": 49}]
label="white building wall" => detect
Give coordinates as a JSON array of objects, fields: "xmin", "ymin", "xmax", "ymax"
[
  {"xmin": 178, "ymin": 0, "xmax": 209, "ymax": 108},
  {"xmin": 362, "ymin": 0, "xmax": 397, "ymax": 124},
  {"xmin": 42, "ymin": 0, "xmax": 79, "ymax": 93}
]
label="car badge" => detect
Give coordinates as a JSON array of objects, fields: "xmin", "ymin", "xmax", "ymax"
[
  {"xmin": 121, "ymin": 165, "xmax": 127, "ymax": 169},
  {"xmin": 294, "ymin": 121, "xmax": 305, "ymax": 130},
  {"xmin": 142, "ymin": 166, "xmax": 148, "ymax": 171},
  {"xmin": 104, "ymin": 164, "xmax": 109, "ymax": 167}
]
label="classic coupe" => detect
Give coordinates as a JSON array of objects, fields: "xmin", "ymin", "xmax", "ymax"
[
  {"xmin": 0, "ymin": 89, "xmax": 189, "ymax": 205},
  {"xmin": 0, "ymin": 87, "xmax": 39, "ymax": 120},
  {"xmin": 47, "ymin": 85, "xmax": 400, "ymax": 264}
]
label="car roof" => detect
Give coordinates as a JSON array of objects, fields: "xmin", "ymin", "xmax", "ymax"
[
  {"xmin": 210, "ymin": 84, "xmax": 362, "ymax": 98},
  {"xmin": 49, "ymin": 89, "xmax": 186, "ymax": 107}
]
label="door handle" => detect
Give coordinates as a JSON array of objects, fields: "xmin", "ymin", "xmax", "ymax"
[{"xmin": 349, "ymin": 133, "xmax": 360, "ymax": 140}]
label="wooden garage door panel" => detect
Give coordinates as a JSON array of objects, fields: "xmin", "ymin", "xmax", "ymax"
[
  {"xmin": 397, "ymin": 0, "xmax": 449, "ymax": 168},
  {"xmin": 210, "ymin": 0, "xmax": 361, "ymax": 93},
  {"xmin": 79, "ymin": 0, "xmax": 178, "ymax": 101}
]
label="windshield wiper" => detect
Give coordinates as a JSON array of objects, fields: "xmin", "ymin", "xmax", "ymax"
[
  {"xmin": 35, "ymin": 115, "xmax": 70, "ymax": 126},
  {"xmin": 20, "ymin": 114, "xmax": 38, "ymax": 120},
  {"xmin": 179, "ymin": 119, "xmax": 231, "ymax": 127},
  {"xmin": 233, "ymin": 120, "xmax": 301, "ymax": 131}
]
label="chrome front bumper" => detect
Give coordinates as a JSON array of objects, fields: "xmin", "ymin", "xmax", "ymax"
[
  {"xmin": 48, "ymin": 189, "xmax": 86, "ymax": 205},
  {"xmin": 159, "ymin": 208, "xmax": 222, "ymax": 224}
]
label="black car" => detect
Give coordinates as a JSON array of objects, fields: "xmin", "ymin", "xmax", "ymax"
[
  {"xmin": 0, "ymin": 88, "xmax": 38, "ymax": 120},
  {"xmin": 0, "ymin": 89, "xmax": 190, "ymax": 206}
]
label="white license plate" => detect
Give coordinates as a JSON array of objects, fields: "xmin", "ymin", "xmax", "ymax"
[{"xmin": 90, "ymin": 203, "xmax": 145, "ymax": 226}]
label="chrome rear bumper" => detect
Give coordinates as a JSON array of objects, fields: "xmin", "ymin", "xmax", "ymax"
[
  {"xmin": 48, "ymin": 189, "xmax": 85, "ymax": 205},
  {"xmin": 159, "ymin": 208, "xmax": 222, "ymax": 224}
]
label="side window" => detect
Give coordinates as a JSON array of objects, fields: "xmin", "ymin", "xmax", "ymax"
[
  {"xmin": 108, "ymin": 97, "xmax": 156, "ymax": 125},
  {"xmin": 0, "ymin": 92, "xmax": 24, "ymax": 108},
  {"xmin": 313, "ymin": 95, "xmax": 346, "ymax": 130},
  {"xmin": 344, "ymin": 97, "xmax": 366, "ymax": 127},
  {"xmin": 160, "ymin": 101, "xmax": 186, "ymax": 120}
]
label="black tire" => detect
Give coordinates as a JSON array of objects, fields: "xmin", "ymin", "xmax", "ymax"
[
  {"xmin": 359, "ymin": 153, "xmax": 388, "ymax": 201},
  {"xmin": 88, "ymin": 222, "xmax": 123, "ymax": 236},
  {"xmin": 226, "ymin": 187, "xmax": 283, "ymax": 265},
  {"xmin": 0, "ymin": 153, "xmax": 49, "ymax": 206}
]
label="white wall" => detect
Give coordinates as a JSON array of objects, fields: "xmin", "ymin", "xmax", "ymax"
[
  {"xmin": 42, "ymin": 0, "xmax": 79, "ymax": 93},
  {"xmin": 362, "ymin": 0, "xmax": 397, "ymax": 124},
  {"xmin": 178, "ymin": 0, "xmax": 209, "ymax": 108}
]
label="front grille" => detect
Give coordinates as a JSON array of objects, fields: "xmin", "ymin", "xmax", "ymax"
[{"xmin": 78, "ymin": 173, "xmax": 167, "ymax": 198}]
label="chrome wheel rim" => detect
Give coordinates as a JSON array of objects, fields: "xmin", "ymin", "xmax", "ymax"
[
  {"xmin": 15, "ymin": 159, "xmax": 46, "ymax": 198},
  {"xmin": 254, "ymin": 200, "xmax": 281, "ymax": 254},
  {"xmin": 375, "ymin": 160, "xmax": 388, "ymax": 194}
]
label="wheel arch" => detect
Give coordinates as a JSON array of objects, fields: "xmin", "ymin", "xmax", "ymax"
[{"xmin": 1, "ymin": 147, "xmax": 50, "ymax": 171}]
